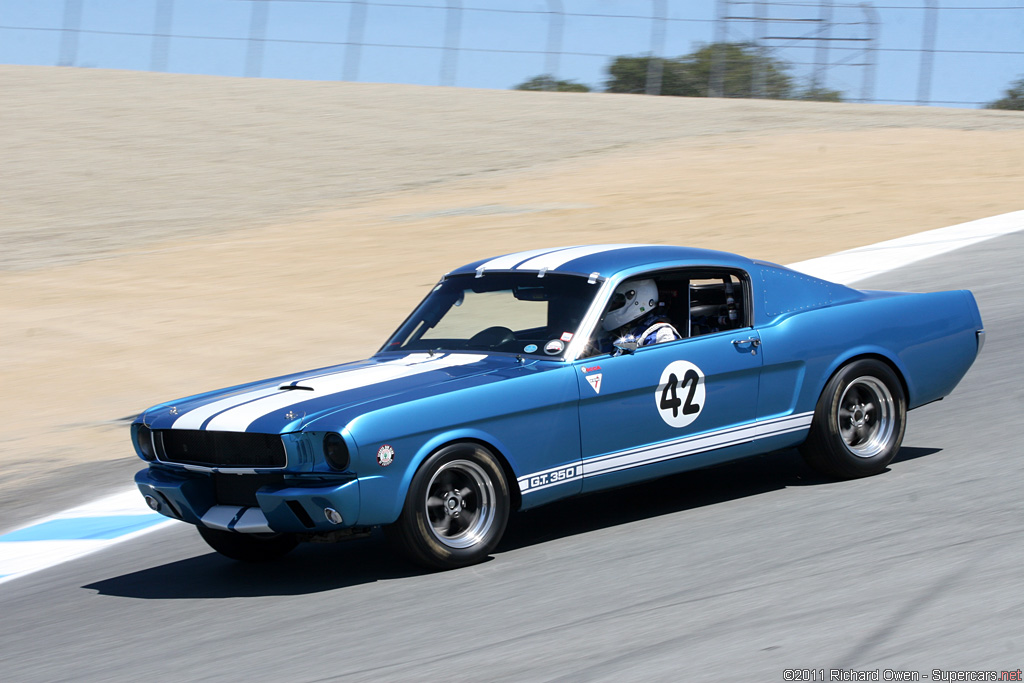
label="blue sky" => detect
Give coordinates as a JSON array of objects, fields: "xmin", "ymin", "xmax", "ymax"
[{"xmin": 1, "ymin": 0, "xmax": 1023, "ymax": 107}]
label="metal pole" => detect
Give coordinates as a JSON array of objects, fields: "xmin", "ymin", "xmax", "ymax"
[
  {"xmin": 150, "ymin": 0, "xmax": 175, "ymax": 72},
  {"xmin": 710, "ymin": 0, "xmax": 729, "ymax": 97},
  {"xmin": 343, "ymin": 0, "xmax": 367, "ymax": 81},
  {"xmin": 812, "ymin": 0, "xmax": 835, "ymax": 91},
  {"xmin": 245, "ymin": 0, "xmax": 269, "ymax": 78},
  {"xmin": 917, "ymin": 0, "xmax": 938, "ymax": 105},
  {"xmin": 440, "ymin": 1, "xmax": 462, "ymax": 87},
  {"xmin": 860, "ymin": 2, "xmax": 879, "ymax": 103},
  {"xmin": 752, "ymin": 0, "xmax": 767, "ymax": 98},
  {"xmin": 544, "ymin": 0, "xmax": 564, "ymax": 89},
  {"xmin": 646, "ymin": 0, "xmax": 667, "ymax": 95},
  {"xmin": 58, "ymin": 0, "xmax": 83, "ymax": 67}
]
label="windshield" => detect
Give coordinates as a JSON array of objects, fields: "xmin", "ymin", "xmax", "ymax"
[{"xmin": 382, "ymin": 272, "xmax": 600, "ymax": 357}]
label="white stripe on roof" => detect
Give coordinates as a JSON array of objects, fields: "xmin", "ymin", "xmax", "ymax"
[
  {"xmin": 476, "ymin": 247, "xmax": 578, "ymax": 272},
  {"xmin": 514, "ymin": 244, "xmax": 639, "ymax": 272}
]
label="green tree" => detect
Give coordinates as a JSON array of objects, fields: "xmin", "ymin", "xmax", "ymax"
[
  {"xmin": 514, "ymin": 74, "xmax": 591, "ymax": 93},
  {"xmin": 604, "ymin": 56, "xmax": 702, "ymax": 96},
  {"xmin": 985, "ymin": 76, "xmax": 1024, "ymax": 110},
  {"xmin": 605, "ymin": 43, "xmax": 795, "ymax": 99},
  {"xmin": 796, "ymin": 83, "xmax": 845, "ymax": 102}
]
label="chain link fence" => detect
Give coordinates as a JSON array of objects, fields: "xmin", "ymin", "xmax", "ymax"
[{"xmin": 2, "ymin": 0, "xmax": 1023, "ymax": 107}]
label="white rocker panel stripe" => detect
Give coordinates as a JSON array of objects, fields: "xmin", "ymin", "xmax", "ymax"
[{"xmin": 518, "ymin": 412, "xmax": 814, "ymax": 494}]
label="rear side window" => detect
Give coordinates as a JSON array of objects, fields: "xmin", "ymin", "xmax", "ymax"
[{"xmin": 686, "ymin": 272, "xmax": 748, "ymax": 337}]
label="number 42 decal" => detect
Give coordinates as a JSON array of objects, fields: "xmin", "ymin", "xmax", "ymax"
[{"xmin": 656, "ymin": 361, "xmax": 705, "ymax": 428}]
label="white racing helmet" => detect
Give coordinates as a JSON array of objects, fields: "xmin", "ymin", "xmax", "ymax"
[{"xmin": 602, "ymin": 279, "xmax": 659, "ymax": 332}]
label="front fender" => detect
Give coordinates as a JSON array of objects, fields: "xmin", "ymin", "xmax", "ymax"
[
  {"xmin": 343, "ymin": 364, "xmax": 581, "ymax": 526},
  {"xmin": 358, "ymin": 428, "xmax": 519, "ymax": 525}
]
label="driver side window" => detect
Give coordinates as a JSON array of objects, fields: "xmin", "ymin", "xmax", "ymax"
[{"xmin": 581, "ymin": 268, "xmax": 750, "ymax": 358}]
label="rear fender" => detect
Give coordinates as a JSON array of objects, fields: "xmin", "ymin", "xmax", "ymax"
[{"xmin": 759, "ymin": 289, "xmax": 981, "ymax": 418}]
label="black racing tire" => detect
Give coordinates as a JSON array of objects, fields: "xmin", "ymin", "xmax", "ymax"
[
  {"xmin": 800, "ymin": 358, "xmax": 907, "ymax": 479},
  {"xmin": 197, "ymin": 526, "xmax": 299, "ymax": 562},
  {"xmin": 386, "ymin": 443, "xmax": 510, "ymax": 570}
]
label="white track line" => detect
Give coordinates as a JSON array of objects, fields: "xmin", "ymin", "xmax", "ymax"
[
  {"xmin": 0, "ymin": 490, "xmax": 174, "ymax": 585},
  {"xmin": 2, "ymin": 210, "xmax": 1023, "ymax": 586},
  {"xmin": 787, "ymin": 210, "xmax": 1024, "ymax": 285}
]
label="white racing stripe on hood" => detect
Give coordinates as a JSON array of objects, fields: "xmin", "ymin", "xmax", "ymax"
[
  {"xmin": 171, "ymin": 386, "xmax": 284, "ymax": 430},
  {"xmin": 514, "ymin": 244, "xmax": 639, "ymax": 272},
  {"xmin": 201, "ymin": 353, "xmax": 486, "ymax": 432},
  {"xmin": 170, "ymin": 362, "xmax": 374, "ymax": 430}
]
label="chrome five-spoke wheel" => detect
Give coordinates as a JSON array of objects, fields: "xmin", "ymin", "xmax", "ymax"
[
  {"xmin": 425, "ymin": 459, "xmax": 497, "ymax": 549},
  {"xmin": 801, "ymin": 358, "xmax": 906, "ymax": 479},
  {"xmin": 388, "ymin": 443, "xmax": 510, "ymax": 570},
  {"xmin": 837, "ymin": 376, "xmax": 895, "ymax": 458}
]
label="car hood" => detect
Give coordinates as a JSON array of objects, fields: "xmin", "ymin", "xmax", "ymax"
[{"xmin": 141, "ymin": 352, "xmax": 519, "ymax": 434}]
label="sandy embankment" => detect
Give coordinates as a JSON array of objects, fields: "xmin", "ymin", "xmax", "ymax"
[{"xmin": 2, "ymin": 65, "xmax": 1023, "ymax": 504}]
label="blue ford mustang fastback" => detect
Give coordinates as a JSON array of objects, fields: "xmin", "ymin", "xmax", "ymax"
[{"xmin": 132, "ymin": 245, "xmax": 984, "ymax": 568}]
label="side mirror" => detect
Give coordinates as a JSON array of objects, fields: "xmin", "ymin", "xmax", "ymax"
[{"xmin": 612, "ymin": 335, "xmax": 639, "ymax": 355}]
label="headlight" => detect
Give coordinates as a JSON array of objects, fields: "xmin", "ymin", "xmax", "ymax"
[
  {"xmin": 136, "ymin": 425, "xmax": 155, "ymax": 461},
  {"xmin": 323, "ymin": 432, "xmax": 350, "ymax": 471}
]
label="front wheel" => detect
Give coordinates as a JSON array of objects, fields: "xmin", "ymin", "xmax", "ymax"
[
  {"xmin": 197, "ymin": 526, "xmax": 298, "ymax": 562},
  {"xmin": 800, "ymin": 358, "xmax": 906, "ymax": 479},
  {"xmin": 387, "ymin": 443, "xmax": 510, "ymax": 570}
]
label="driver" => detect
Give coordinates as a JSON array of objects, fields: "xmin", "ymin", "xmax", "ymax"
[{"xmin": 601, "ymin": 279, "xmax": 681, "ymax": 348}]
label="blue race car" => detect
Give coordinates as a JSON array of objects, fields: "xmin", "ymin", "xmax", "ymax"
[{"xmin": 132, "ymin": 245, "xmax": 984, "ymax": 569}]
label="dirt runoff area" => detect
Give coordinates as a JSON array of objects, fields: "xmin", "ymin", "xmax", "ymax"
[{"xmin": 2, "ymin": 65, "xmax": 1023, "ymax": 503}]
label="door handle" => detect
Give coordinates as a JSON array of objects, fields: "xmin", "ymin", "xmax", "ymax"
[{"xmin": 731, "ymin": 337, "xmax": 761, "ymax": 354}]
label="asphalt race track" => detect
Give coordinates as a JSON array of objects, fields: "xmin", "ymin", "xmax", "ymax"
[{"xmin": 1, "ymin": 233, "xmax": 1021, "ymax": 682}]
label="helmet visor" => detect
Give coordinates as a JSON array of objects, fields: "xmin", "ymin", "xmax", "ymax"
[{"xmin": 607, "ymin": 289, "xmax": 635, "ymax": 313}]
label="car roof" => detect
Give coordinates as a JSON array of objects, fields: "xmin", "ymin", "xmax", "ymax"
[{"xmin": 448, "ymin": 244, "xmax": 755, "ymax": 280}]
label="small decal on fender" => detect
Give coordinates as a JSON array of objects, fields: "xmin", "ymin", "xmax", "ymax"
[
  {"xmin": 377, "ymin": 444, "xmax": 395, "ymax": 467},
  {"xmin": 586, "ymin": 373, "xmax": 603, "ymax": 394}
]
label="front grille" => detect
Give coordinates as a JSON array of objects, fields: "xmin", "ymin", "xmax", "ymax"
[
  {"xmin": 155, "ymin": 430, "xmax": 286, "ymax": 468},
  {"xmin": 213, "ymin": 473, "xmax": 285, "ymax": 506}
]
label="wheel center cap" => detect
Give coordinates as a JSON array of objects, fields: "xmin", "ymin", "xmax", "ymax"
[{"xmin": 443, "ymin": 491, "xmax": 464, "ymax": 517}]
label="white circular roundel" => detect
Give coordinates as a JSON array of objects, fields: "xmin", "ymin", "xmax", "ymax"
[{"xmin": 655, "ymin": 361, "xmax": 705, "ymax": 428}]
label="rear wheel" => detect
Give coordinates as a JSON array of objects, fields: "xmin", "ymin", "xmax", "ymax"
[
  {"xmin": 387, "ymin": 443, "xmax": 510, "ymax": 570},
  {"xmin": 197, "ymin": 526, "xmax": 298, "ymax": 562},
  {"xmin": 800, "ymin": 359, "xmax": 906, "ymax": 479}
]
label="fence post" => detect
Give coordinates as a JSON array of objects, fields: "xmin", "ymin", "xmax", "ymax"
[
  {"xmin": 343, "ymin": 0, "xmax": 367, "ymax": 81},
  {"xmin": 710, "ymin": 0, "xmax": 728, "ymax": 97},
  {"xmin": 860, "ymin": 2, "xmax": 879, "ymax": 103},
  {"xmin": 812, "ymin": 0, "xmax": 835, "ymax": 92},
  {"xmin": 646, "ymin": 0, "xmax": 667, "ymax": 96},
  {"xmin": 245, "ymin": 0, "xmax": 269, "ymax": 78},
  {"xmin": 917, "ymin": 0, "xmax": 938, "ymax": 105},
  {"xmin": 440, "ymin": 1, "xmax": 462, "ymax": 87},
  {"xmin": 150, "ymin": 0, "xmax": 175, "ymax": 72},
  {"xmin": 544, "ymin": 0, "xmax": 564, "ymax": 90},
  {"xmin": 752, "ymin": 0, "xmax": 768, "ymax": 98},
  {"xmin": 58, "ymin": 0, "xmax": 83, "ymax": 67}
]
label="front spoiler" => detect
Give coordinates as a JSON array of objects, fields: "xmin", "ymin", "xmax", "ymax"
[{"xmin": 135, "ymin": 466, "xmax": 361, "ymax": 534}]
